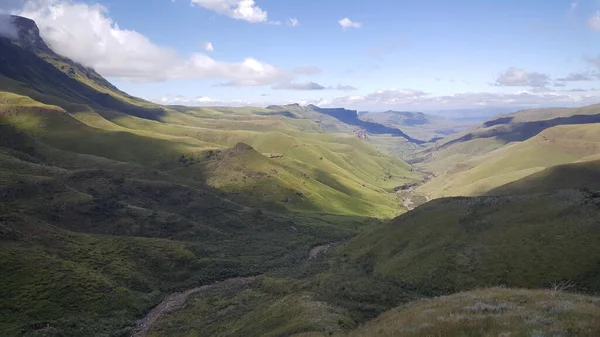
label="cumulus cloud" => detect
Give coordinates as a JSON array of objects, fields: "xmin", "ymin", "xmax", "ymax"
[
  {"xmin": 272, "ymin": 81, "xmax": 326, "ymax": 90},
  {"xmin": 494, "ymin": 67, "xmax": 551, "ymax": 88},
  {"xmin": 204, "ymin": 41, "xmax": 214, "ymax": 52},
  {"xmin": 287, "ymin": 18, "xmax": 298, "ymax": 27},
  {"xmin": 293, "ymin": 66, "xmax": 321, "ymax": 75},
  {"xmin": 588, "ymin": 11, "xmax": 600, "ymax": 31},
  {"xmin": 339, "ymin": 17, "xmax": 362, "ymax": 29},
  {"xmin": 18, "ymin": 0, "xmax": 288, "ymax": 84},
  {"xmin": 190, "ymin": 0, "xmax": 268, "ymax": 23}
]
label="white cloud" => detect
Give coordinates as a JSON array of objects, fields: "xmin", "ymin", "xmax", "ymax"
[
  {"xmin": 338, "ymin": 17, "xmax": 362, "ymax": 29},
  {"xmin": 157, "ymin": 95, "xmax": 255, "ymax": 106},
  {"xmin": 287, "ymin": 17, "xmax": 298, "ymax": 27},
  {"xmin": 19, "ymin": 1, "xmax": 288, "ymax": 84},
  {"xmin": 156, "ymin": 89, "xmax": 600, "ymax": 111},
  {"xmin": 204, "ymin": 41, "xmax": 214, "ymax": 52},
  {"xmin": 190, "ymin": 0, "xmax": 267, "ymax": 23},
  {"xmin": 494, "ymin": 67, "xmax": 550, "ymax": 88},
  {"xmin": 324, "ymin": 89, "xmax": 600, "ymax": 110},
  {"xmin": 293, "ymin": 66, "xmax": 321, "ymax": 75},
  {"xmin": 588, "ymin": 11, "xmax": 600, "ymax": 31}
]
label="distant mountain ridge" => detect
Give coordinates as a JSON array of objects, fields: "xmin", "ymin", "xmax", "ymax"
[
  {"xmin": 359, "ymin": 109, "xmax": 474, "ymax": 141},
  {"xmin": 266, "ymin": 103, "xmax": 426, "ymax": 144}
]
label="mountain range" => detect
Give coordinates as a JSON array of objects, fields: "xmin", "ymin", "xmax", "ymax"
[{"xmin": 1, "ymin": 14, "xmax": 600, "ymax": 337}]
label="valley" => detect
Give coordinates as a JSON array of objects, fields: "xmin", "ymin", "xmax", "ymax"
[{"xmin": 1, "ymin": 11, "xmax": 600, "ymax": 337}]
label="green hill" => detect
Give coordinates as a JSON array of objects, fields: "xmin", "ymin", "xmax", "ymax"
[
  {"xmin": 2, "ymin": 13, "xmax": 600, "ymax": 337},
  {"xmin": 319, "ymin": 189, "xmax": 600, "ymax": 306},
  {"xmin": 0, "ymin": 15, "xmax": 422, "ymax": 335},
  {"xmin": 412, "ymin": 103, "xmax": 600, "ymax": 175},
  {"xmin": 338, "ymin": 288, "xmax": 600, "ymax": 337},
  {"xmin": 489, "ymin": 159, "xmax": 600, "ymax": 196},
  {"xmin": 415, "ymin": 123, "xmax": 600, "ymax": 198},
  {"xmin": 144, "ymin": 189, "xmax": 600, "ymax": 336},
  {"xmin": 0, "ymin": 15, "xmax": 421, "ymax": 217}
]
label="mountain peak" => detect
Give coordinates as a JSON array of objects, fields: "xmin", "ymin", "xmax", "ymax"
[{"xmin": 0, "ymin": 15, "xmax": 51, "ymax": 53}]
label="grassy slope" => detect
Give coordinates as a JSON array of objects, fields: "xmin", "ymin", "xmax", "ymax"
[
  {"xmin": 489, "ymin": 159, "xmax": 600, "ymax": 196},
  {"xmin": 417, "ymin": 123, "xmax": 600, "ymax": 198},
  {"xmin": 412, "ymin": 103, "xmax": 600, "ymax": 174},
  {"xmin": 146, "ymin": 189, "xmax": 600, "ymax": 336},
  {"xmin": 0, "ymin": 36, "xmax": 419, "ymax": 334},
  {"xmin": 0, "ymin": 125, "xmax": 380, "ymax": 335},
  {"xmin": 324, "ymin": 190, "xmax": 600, "ymax": 298},
  {"xmin": 338, "ymin": 288, "xmax": 600, "ymax": 337},
  {"xmin": 0, "ymin": 91, "xmax": 420, "ymax": 217}
]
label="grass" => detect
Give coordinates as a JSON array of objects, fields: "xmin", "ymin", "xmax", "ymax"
[
  {"xmin": 416, "ymin": 123, "xmax": 600, "ymax": 198},
  {"xmin": 489, "ymin": 159, "xmax": 600, "ymax": 196},
  {"xmin": 327, "ymin": 190, "xmax": 600, "ymax": 296},
  {"xmin": 0, "ymin": 90, "xmax": 421, "ymax": 216},
  {"xmin": 148, "ymin": 277, "xmax": 356, "ymax": 337},
  {"xmin": 339, "ymin": 287, "xmax": 600, "ymax": 337},
  {"xmin": 3, "ymin": 26, "xmax": 600, "ymax": 337}
]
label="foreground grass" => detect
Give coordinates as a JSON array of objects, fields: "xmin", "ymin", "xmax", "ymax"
[{"xmin": 340, "ymin": 288, "xmax": 600, "ymax": 337}]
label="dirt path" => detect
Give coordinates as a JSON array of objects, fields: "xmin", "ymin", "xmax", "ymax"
[
  {"xmin": 308, "ymin": 243, "xmax": 333, "ymax": 260},
  {"xmin": 132, "ymin": 243, "xmax": 332, "ymax": 336},
  {"xmin": 131, "ymin": 277, "xmax": 255, "ymax": 337}
]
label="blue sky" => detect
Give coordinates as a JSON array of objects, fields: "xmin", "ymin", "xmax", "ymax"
[{"xmin": 4, "ymin": 0, "xmax": 600, "ymax": 113}]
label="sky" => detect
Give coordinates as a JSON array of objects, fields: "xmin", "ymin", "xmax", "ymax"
[{"xmin": 2, "ymin": 0, "xmax": 600, "ymax": 115}]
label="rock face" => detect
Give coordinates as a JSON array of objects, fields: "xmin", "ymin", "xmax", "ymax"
[{"xmin": 0, "ymin": 15, "xmax": 52, "ymax": 53}]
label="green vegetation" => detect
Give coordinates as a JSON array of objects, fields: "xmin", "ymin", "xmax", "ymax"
[
  {"xmin": 339, "ymin": 288, "xmax": 600, "ymax": 337},
  {"xmin": 489, "ymin": 159, "xmax": 600, "ymax": 196},
  {"xmin": 415, "ymin": 122, "xmax": 600, "ymax": 198},
  {"xmin": 2, "ymin": 15, "xmax": 600, "ymax": 337},
  {"xmin": 331, "ymin": 190, "xmax": 600, "ymax": 296}
]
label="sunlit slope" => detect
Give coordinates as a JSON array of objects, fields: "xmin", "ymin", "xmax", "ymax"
[
  {"xmin": 412, "ymin": 104, "xmax": 600, "ymax": 174},
  {"xmin": 0, "ymin": 110, "xmax": 380, "ymax": 335},
  {"xmin": 1, "ymin": 17, "xmax": 422, "ymax": 217},
  {"xmin": 1, "ymin": 91, "xmax": 420, "ymax": 216},
  {"xmin": 488, "ymin": 159, "xmax": 600, "ymax": 196},
  {"xmin": 417, "ymin": 123, "xmax": 600, "ymax": 198}
]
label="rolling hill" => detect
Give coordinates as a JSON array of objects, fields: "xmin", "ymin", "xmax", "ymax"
[
  {"xmin": 0, "ymin": 14, "xmax": 421, "ymax": 335},
  {"xmin": 2, "ymin": 13, "xmax": 600, "ymax": 337},
  {"xmin": 0, "ymin": 15, "xmax": 422, "ymax": 217},
  {"xmin": 145, "ymin": 189, "xmax": 600, "ymax": 336},
  {"xmin": 412, "ymin": 103, "xmax": 600, "ymax": 174},
  {"xmin": 416, "ymin": 123, "xmax": 600, "ymax": 198}
]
